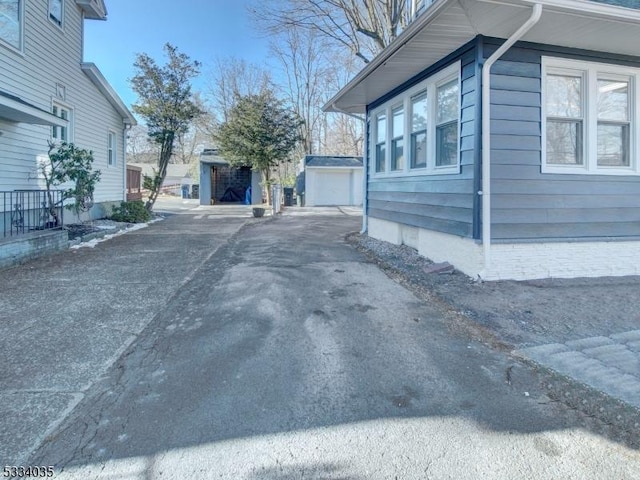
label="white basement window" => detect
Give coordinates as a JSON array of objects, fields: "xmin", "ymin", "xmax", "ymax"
[{"xmin": 542, "ymin": 57, "xmax": 640, "ymax": 175}]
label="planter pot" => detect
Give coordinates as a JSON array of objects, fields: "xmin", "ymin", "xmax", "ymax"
[{"xmin": 252, "ymin": 207, "xmax": 265, "ymax": 218}]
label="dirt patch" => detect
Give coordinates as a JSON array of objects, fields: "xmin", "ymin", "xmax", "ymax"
[{"xmin": 347, "ymin": 232, "xmax": 640, "ymax": 349}]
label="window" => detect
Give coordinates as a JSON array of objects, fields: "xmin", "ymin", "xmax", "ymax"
[
  {"xmin": 545, "ymin": 72, "xmax": 584, "ymax": 165},
  {"xmin": 391, "ymin": 106, "xmax": 404, "ymax": 171},
  {"xmin": 370, "ymin": 61, "xmax": 460, "ymax": 176},
  {"xmin": 410, "ymin": 92, "xmax": 427, "ymax": 169},
  {"xmin": 436, "ymin": 79, "xmax": 459, "ymax": 167},
  {"xmin": 543, "ymin": 57, "xmax": 639, "ymax": 175},
  {"xmin": 52, "ymin": 104, "xmax": 70, "ymax": 142},
  {"xmin": 597, "ymin": 77, "xmax": 630, "ymax": 167},
  {"xmin": 375, "ymin": 113, "xmax": 386, "ymax": 173},
  {"xmin": 49, "ymin": 0, "xmax": 63, "ymax": 27},
  {"xmin": 108, "ymin": 131, "xmax": 116, "ymax": 166},
  {"xmin": 0, "ymin": 0, "xmax": 22, "ymax": 49}
]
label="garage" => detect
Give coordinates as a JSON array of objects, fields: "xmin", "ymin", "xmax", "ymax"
[{"xmin": 299, "ymin": 155, "xmax": 363, "ymax": 207}]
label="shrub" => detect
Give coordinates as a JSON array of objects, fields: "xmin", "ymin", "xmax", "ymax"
[{"xmin": 109, "ymin": 200, "xmax": 151, "ymax": 223}]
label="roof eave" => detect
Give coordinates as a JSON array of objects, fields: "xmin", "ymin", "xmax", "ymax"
[
  {"xmin": 76, "ymin": 0, "xmax": 107, "ymax": 20},
  {"xmin": 81, "ymin": 63, "xmax": 137, "ymax": 126},
  {"xmin": 324, "ymin": 0, "xmax": 640, "ymax": 114}
]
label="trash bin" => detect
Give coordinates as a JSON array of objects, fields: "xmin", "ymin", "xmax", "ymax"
[
  {"xmin": 283, "ymin": 187, "xmax": 294, "ymax": 207},
  {"xmin": 191, "ymin": 184, "xmax": 199, "ymax": 199}
]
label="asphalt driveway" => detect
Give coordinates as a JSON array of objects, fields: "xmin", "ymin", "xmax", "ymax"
[{"xmin": 1, "ymin": 206, "xmax": 638, "ymax": 478}]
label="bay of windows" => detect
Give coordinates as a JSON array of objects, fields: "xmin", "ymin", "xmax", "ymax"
[
  {"xmin": 543, "ymin": 57, "xmax": 638, "ymax": 174},
  {"xmin": 372, "ymin": 62, "xmax": 460, "ymax": 176}
]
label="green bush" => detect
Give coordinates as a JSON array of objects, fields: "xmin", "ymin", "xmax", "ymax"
[{"xmin": 109, "ymin": 200, "xmax": 151, "ymax": 223}]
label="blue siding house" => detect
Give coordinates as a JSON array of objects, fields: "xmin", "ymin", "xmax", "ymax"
[{"xmin": 325, "ymin": 0, "xmax": 640, "ymax": 280}]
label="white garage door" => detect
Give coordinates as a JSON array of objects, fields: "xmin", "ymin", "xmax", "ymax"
[{"xmin": 312, "ymin": 171, "xmax": 351, "ymax": 206}]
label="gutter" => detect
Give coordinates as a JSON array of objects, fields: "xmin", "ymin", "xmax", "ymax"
[
  {"xmin": 330, "ymin": 102, "xmax": 368, "ymax": 234},
  {"xmin": 478, "ymin": 3, "xmax": 542, "ymax": 280}
]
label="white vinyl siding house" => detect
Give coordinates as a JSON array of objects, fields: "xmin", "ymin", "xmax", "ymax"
[{"xmin": 0, "ymin": 0, "xmax": 135, "ymax": 218}]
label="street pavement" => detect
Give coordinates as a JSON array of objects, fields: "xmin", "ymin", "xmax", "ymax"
[{"xmin": 1, "ymin": 201, "xmax": 639, "ymax": 478}]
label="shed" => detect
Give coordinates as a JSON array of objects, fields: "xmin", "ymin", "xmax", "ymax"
[
  {"xmin": 300, "ymin": 155, "xmax": 363, "ymax": 207},
  {"xmin": 199, "ymin": 149, "xmax": 262, "ymax": 205}
]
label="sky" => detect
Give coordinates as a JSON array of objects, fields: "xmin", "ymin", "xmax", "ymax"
[{"xmin": 84, "ymin": 0, "xmax": 273, "ymax": 112}]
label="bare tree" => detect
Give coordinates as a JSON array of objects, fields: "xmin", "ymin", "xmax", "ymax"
[
  {"xmin": 271, "ymin": 28, "xmax": 330, "ymax": 156},
  {"xmin": 126, "ymin": 124, "xmax": 158, "ymax": 164},
  {"xmin": 252, "ymin": 0, "xmax": 411, "ymax": 64},
  {"xmin": 207, "ymin": 57, "xmax": 273, "ymax": 123},
  {"xmin": 174, "ymin": 93, "xmax": 217, "ymax": 164}
]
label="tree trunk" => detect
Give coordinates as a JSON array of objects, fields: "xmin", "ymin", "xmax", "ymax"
[{"xmin": 145, "ymin": 133, "xmax": 174, "ymax": 212}]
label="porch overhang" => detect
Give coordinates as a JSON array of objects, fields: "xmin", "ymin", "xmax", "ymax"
[
  {"xmin": 0, "ymin": 90, "xmax": 67, "ymax": 127},
  {"xmin": 324, "ymin": 0, "xmax": 640, "ymax": 113}
]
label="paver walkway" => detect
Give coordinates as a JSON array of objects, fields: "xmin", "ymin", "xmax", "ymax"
[{"xmin": 516, "ymin": 330, "xmax": 640, "ymax": 409}]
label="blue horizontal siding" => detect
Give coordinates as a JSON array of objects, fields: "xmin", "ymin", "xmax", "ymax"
[
  {"xmin": 366, "ymin": 44, "xmax": 478, "ymax": 239},
  {"xmin": 484, "ymin": 37, "xmax": 640, "ymax": 240}
]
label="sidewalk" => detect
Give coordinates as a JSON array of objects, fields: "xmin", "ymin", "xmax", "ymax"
[
  {"xmin": 350, "ymin": 233, "xmax": 640, "ymax": 443},
  {"xmin": 0, "ymin": 214, "xmax": 248, "ymax": 464}
]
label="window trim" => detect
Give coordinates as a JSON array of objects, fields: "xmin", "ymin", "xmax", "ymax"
[
  {"xmin": 369, "ymin": 61, "xmax": 461, "ymax": 178},
  {"xmin": 108, "ymin": 130, "xmax": 117, "ymax": 167},
  {"xmin": 48, "ymin": 0, "xmax": 64, "ymax": 28},
  {"xmin": 51, "ymin": 101, "xmax": 73, "ymax": 143},
  {"xmin": 542, "ymin": 57, "xmax": 640, "ymax": 176},
  {"xmin": 0, "ymin": 0, "xmax": 24, "ymax": 52}
]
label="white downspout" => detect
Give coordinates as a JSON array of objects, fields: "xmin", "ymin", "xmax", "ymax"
[
  {"xmin": 123, "ymin": 123, "xmax": 132, "ymax": 202},
  {"xmin": 330, "ymin": 103, "xmax": 367, "ymax": 233},
  {"xmin": 479, "ymin": 3, "xmax": 542, "ymax": 280}
]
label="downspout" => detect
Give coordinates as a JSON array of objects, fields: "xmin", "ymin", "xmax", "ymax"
[
  {"xmin": 123, "ymin": 123, "xmax": 131, "ymax": 202},
  {"xmin": 330, "ymin": 103, "xmax": 368, "ymax": 234},
  {"xmin": 479, "ymin": 3, "xmax": 542, "ymax": 280}
]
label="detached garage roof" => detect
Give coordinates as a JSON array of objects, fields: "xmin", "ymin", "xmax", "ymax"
[{"xmin": 305, "ymin": 155, "xmax": 363, "ymax": 168}]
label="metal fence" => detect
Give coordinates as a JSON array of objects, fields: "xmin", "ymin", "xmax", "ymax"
[{"xmin": 1, "ymin": 190, "xmax": 64, "ymax": 238}]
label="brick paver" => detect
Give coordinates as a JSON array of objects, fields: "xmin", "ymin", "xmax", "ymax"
[{"xmin": 516, "ymin": 330, "xmax": 640, "ymax": 410}]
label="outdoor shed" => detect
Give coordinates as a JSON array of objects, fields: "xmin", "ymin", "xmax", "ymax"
[
  {"xmin": 199, "ymin": 149, "xmax": 262, "ymax": 205},
  {"xmin": 325, "ymin": 0, "xmax": 640, "ymax": 281},
  {"xmin": 300, "ymin": 155, "xmax": 363, "ymax": 206}
]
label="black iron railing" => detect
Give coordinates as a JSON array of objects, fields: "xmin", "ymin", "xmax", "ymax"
[{"xmin": 1, "ymin": 190, "xmax": 64, "ymax": 238}]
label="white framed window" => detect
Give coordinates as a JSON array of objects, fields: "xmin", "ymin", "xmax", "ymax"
[
  {"xmin": 435, "ymin": 79, "xmax": 459, "ymax": 167},
  {"xmin": 542, "ymin": 57, "xmax": 640, "ymax": 175},
  {"xmin": 0, "ymin": 0, "xmax": 23, "ymax": 50},
  {"xmin": 52, "ymin": 102, "xmax": 72, "ymax": 142},
  {"xmin": 49, "ymin": 0, "xmax": 63, "ymax": 27},
  {"xmin": 370, "ymin": 61, "xmax": 460, "ymax": 177},
  {"xmin": 391, "ymin": 105, "xmax": 404, "ymax": 171},
  {"xmin": 108, "ymin": 131, "xmax": 116, "ymax": 166},
  {"xmin": 410, "ymin": 92, "xmax": 427, "ymax": 169},
  {"xmin": 375, "ymin": 113, "xmax": 386, "ymax": 173}
]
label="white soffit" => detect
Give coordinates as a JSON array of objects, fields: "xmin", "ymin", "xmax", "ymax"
[
  {"xmin": 0, "ymin": 91, "xmax": 67, "ymax": 126},
  {"xmin": 326, "ymin": 0, "xmax": 640, "ymax": 113}
]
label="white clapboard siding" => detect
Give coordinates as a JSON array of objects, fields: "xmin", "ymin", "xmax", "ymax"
[{"xmin": 0, "ymin": 0, "xmax": 129, "ymax": 202}]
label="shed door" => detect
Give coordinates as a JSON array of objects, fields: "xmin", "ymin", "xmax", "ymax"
[{"xmin": 313, "ymin": 170, "xmax": 351, "ymax": 206}]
